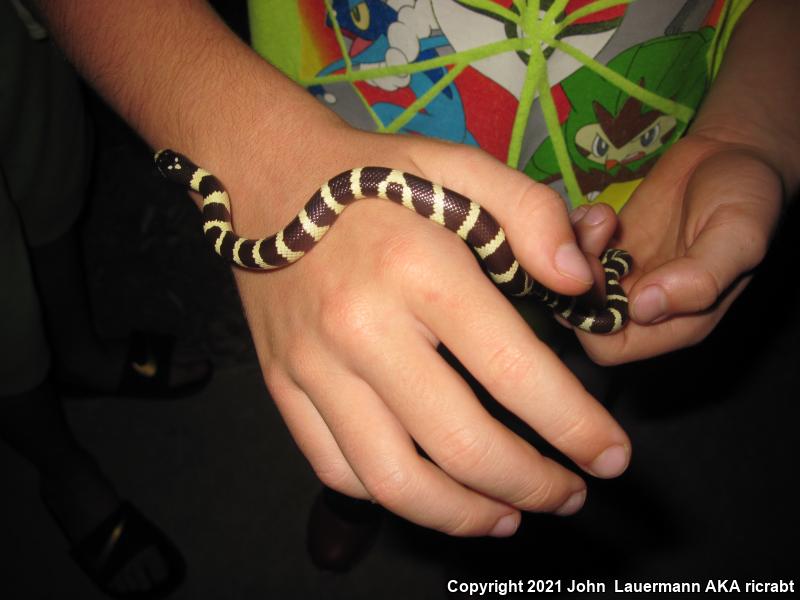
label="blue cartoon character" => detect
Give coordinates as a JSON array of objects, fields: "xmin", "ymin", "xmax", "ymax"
[{"xmin": 309, "ymin": 0, "xmax": 477, "ymax": 145}]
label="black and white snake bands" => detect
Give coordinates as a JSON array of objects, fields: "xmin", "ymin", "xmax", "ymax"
[{"xmin": 155, "ymin": 149, "xmax": 632, "ymax": 333}]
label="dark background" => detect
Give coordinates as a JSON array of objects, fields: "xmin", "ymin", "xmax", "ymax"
[{"xmin": 1, "ymin": 3, "xmax": 797, "ymax": 598}]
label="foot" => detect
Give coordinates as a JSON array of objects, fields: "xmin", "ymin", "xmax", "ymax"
[
  {"xmin": 70, "ymin": 502, "xmax": 185, "ymax": 599},
  {"xmin": 40, "ymin": 454, "xmax": 185, "ymax": 598}
]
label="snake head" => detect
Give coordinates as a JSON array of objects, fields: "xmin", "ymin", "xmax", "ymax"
[{"xmin": 154, "ymin": 149, "xmax": 192, "ymax": 185}]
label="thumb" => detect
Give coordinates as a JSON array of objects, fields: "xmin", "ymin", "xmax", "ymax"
[
  {"xmin": 629, "ymin": 151, "xmax": 782, "ymax": 324},
  {"xmin": 418, "ymin": 143, "xmax": 594, "ymax": 296}
]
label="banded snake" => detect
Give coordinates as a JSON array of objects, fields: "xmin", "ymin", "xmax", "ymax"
[{"xmin": 155, "ymin": 150, "xmax": 632, "ymax": 334}]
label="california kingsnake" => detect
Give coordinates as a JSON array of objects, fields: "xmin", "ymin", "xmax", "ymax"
[{"xmin": 154, "ymin": 149, "xmax": 632, "ymax": 333}]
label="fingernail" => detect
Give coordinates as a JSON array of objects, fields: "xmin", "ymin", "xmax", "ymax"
[
  {"xmin": 633, "ymin": 285, "xmax": 668, "ymax": 323},
  {"xmin": 555, "ymin": 489, "xmax": 587, "ymax": 516},
  {"xmin": 489, "ymin": 513, "xmax": 520, "ymax": 537},
  {"xmin": 582, "ymin": 205, "xmax": 607, "ymax": 226},
  {"xmin": 555, "ymin": 242, "xmax": 593, "ymax": 285},
  {"xmin": 569, "ymin": 205, "xmax": 589, "ymax": 224},
  {"xmin": 589, "ymin": 445, "xmax": 629, "ymax": 478}
]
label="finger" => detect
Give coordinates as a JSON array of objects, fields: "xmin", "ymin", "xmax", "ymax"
[
  {"xmin": 551, "ymin": 261, "xmax": 615, "ymax": 326},
  {"xmin": 579, "ymin": 276, "xmax": 749, "ymax": 364},
  {"xmin": 297, "ymin": 361, "xmax": 524, "ymax": 536},
  {"xmin": 418, "ymin": 144, "xmax": 594, "ymax": 295},
  {"xmin": 266, "ymin": 368, "xmax": 369, "ymax": 498},
  {"xmin": 406, "ymin": 252, "xmax": 631, "ymax": 479},
  {"xmin": 353, "ymin": 313, "xmax": 587, "ymax": 514},
  {"xmin": 629, "ymin": 244, "xmax": 751, "ymax": 325},
  {"xmin": 570, "ymin": 202, "xmax": 619, "ymax": 258},
  {"xmin": 629, "ymin": 155, "xmax": 781, "ymax": 324},
  {"xmin": 571, "ymin": 203, "xmax": 620, "ymax": 304}
]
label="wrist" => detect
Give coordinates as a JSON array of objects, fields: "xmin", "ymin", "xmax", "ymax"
[{"xmin": 688, "ymin": 1, "xmax": 800, "ymax": 197}]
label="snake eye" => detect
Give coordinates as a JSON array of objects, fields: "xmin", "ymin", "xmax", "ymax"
[
  {"xmin": 640, "ymin": 123, "xmax": 660, "ymax": 147},
  {"xmin": 350, "ymin": 2, "xmax": 370, "ymax": 30},
  {"xmin": 591, "ymin": 134, "xmax": 609, "ymax": 158}
]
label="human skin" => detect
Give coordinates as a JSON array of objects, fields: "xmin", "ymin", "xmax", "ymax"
[
  {"xmin": 569, "ymin": 0, "xmax": 798, "ymax": 363},
  {"xmin": 33, "ymin": 0, "xmax": 793, "ymax": 537}
]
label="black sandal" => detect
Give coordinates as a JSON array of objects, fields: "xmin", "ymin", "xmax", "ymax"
[{"xmin": 70, "ymin": 502, "xmax": 186, "ymax": 599}]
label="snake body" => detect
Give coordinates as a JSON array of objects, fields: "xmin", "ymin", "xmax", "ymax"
[{"xmin": 155, "ymin": 149, "xmax": 631, "ymax": 334}]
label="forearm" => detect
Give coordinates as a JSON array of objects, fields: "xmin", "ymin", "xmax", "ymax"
[
  {"xmin": 35, "ymin": 0, "xmax": 346, "ymax": 226},
  {"xmin": 690, "ymin": 0, "xmax": 800, "ymax": 196}
]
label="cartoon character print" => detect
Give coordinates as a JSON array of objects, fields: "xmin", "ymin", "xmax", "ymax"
[
  {"xmin": 571, "ymin": 93, "xmax": 678, "ymax": 197},
  {"xmin": 430, "ymin": 0, "xmax": 625, "ymax": 100},
  {"xmin": 310, "ymin": 0, "xmax": 478, "ymax": 145},
  {"xmin": 307, "ymin": 0, "xmax": 631, "ymax": 159},
  {"xmin": 524, "ymin": 28, "xmax": 715, "ymax": 208},
  {"xmin": 304, "ymin": 0, "xmax": 725, "ymax": 199}
]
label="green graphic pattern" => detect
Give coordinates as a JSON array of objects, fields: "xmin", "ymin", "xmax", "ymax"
[{"xmin": 287, "ymin": 0, "xmax": 751, "ymax": 206}]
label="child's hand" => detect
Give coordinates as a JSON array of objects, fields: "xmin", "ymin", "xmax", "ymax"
[
  {"xmin": 571, "ymin": 134, "xmax": 783, "ymax": 363},
  {"xmin": 571, "ymin": 0, "xmax": 798, "ymax": 365},
  {"xmin": 35, "ymin": 0, "xmax": 636, "ymax": 537},
  {"xmin": 225, "ymin": 127, "xmax": 631, "ymax": 536}
]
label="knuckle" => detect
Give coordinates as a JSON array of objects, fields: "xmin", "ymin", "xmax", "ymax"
[
  {"xmin": 313, "ymin": 460, "xmax": 365, "ymax": 498},
  {"xmin": 512, "ymin": 183, "xmax": 570, "ymax": 257},
  {"xmin": 282, "ymin": 335, "xmax": 328, "ymax": 382},
  {"xmin": 377, "ymin": 225, "xmax": 460, "ymax": 286},
  {"xmin": 439, "ymin": 508, "xmax": 485, "ymax": 537},
  {"xmin": 734, "ymin": 221, "xmax": 770, "ymax": 271},
  {"xmin": 512, "ymin": 476, "xmax": 556, "ymax": 510},
  {"xmin": 688, "ymin": 266, "xmax": 723, "ymax": 310},
  {"xmin": 549, "ymin": 410, "xmax": 596, "ymax": 451},
  {"xmin": 376, "ymin": 230, "xmax": 425, "ymax": 283},
  {"xmin": 484, "ymin": 341, "xmax": 538, "ymax": 392},
  {"xmin": 262, "ymin": 365, "xmax": 291, "ymax": 396},
  {"xmin": 362, "ymin": 463, "xmax": 416, "ymax": 508},
  {"xmin": 282, "ymin": 339, "xmax": 318, "ymax": 381},
  {"xmin": 317, "ymin": 286, "xmax": 379, "ymax": 347},
  {"xmin": 434, "ymin": 424, "xmax": 494, "ymax": 474},
  {"xmin": 376, "ymin": 226, "xmax": 469, "ymax": 307},
  {"xmin": 285, "ymin": 339, "xmax": 311, "ymax": 370},
  {"xmin": 515, "ymin": 180, "xmax": 566, "ymax": 222},
  {"xmin": 711, "ymin": 204, "xmax": 772, "ymax": 272}
]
